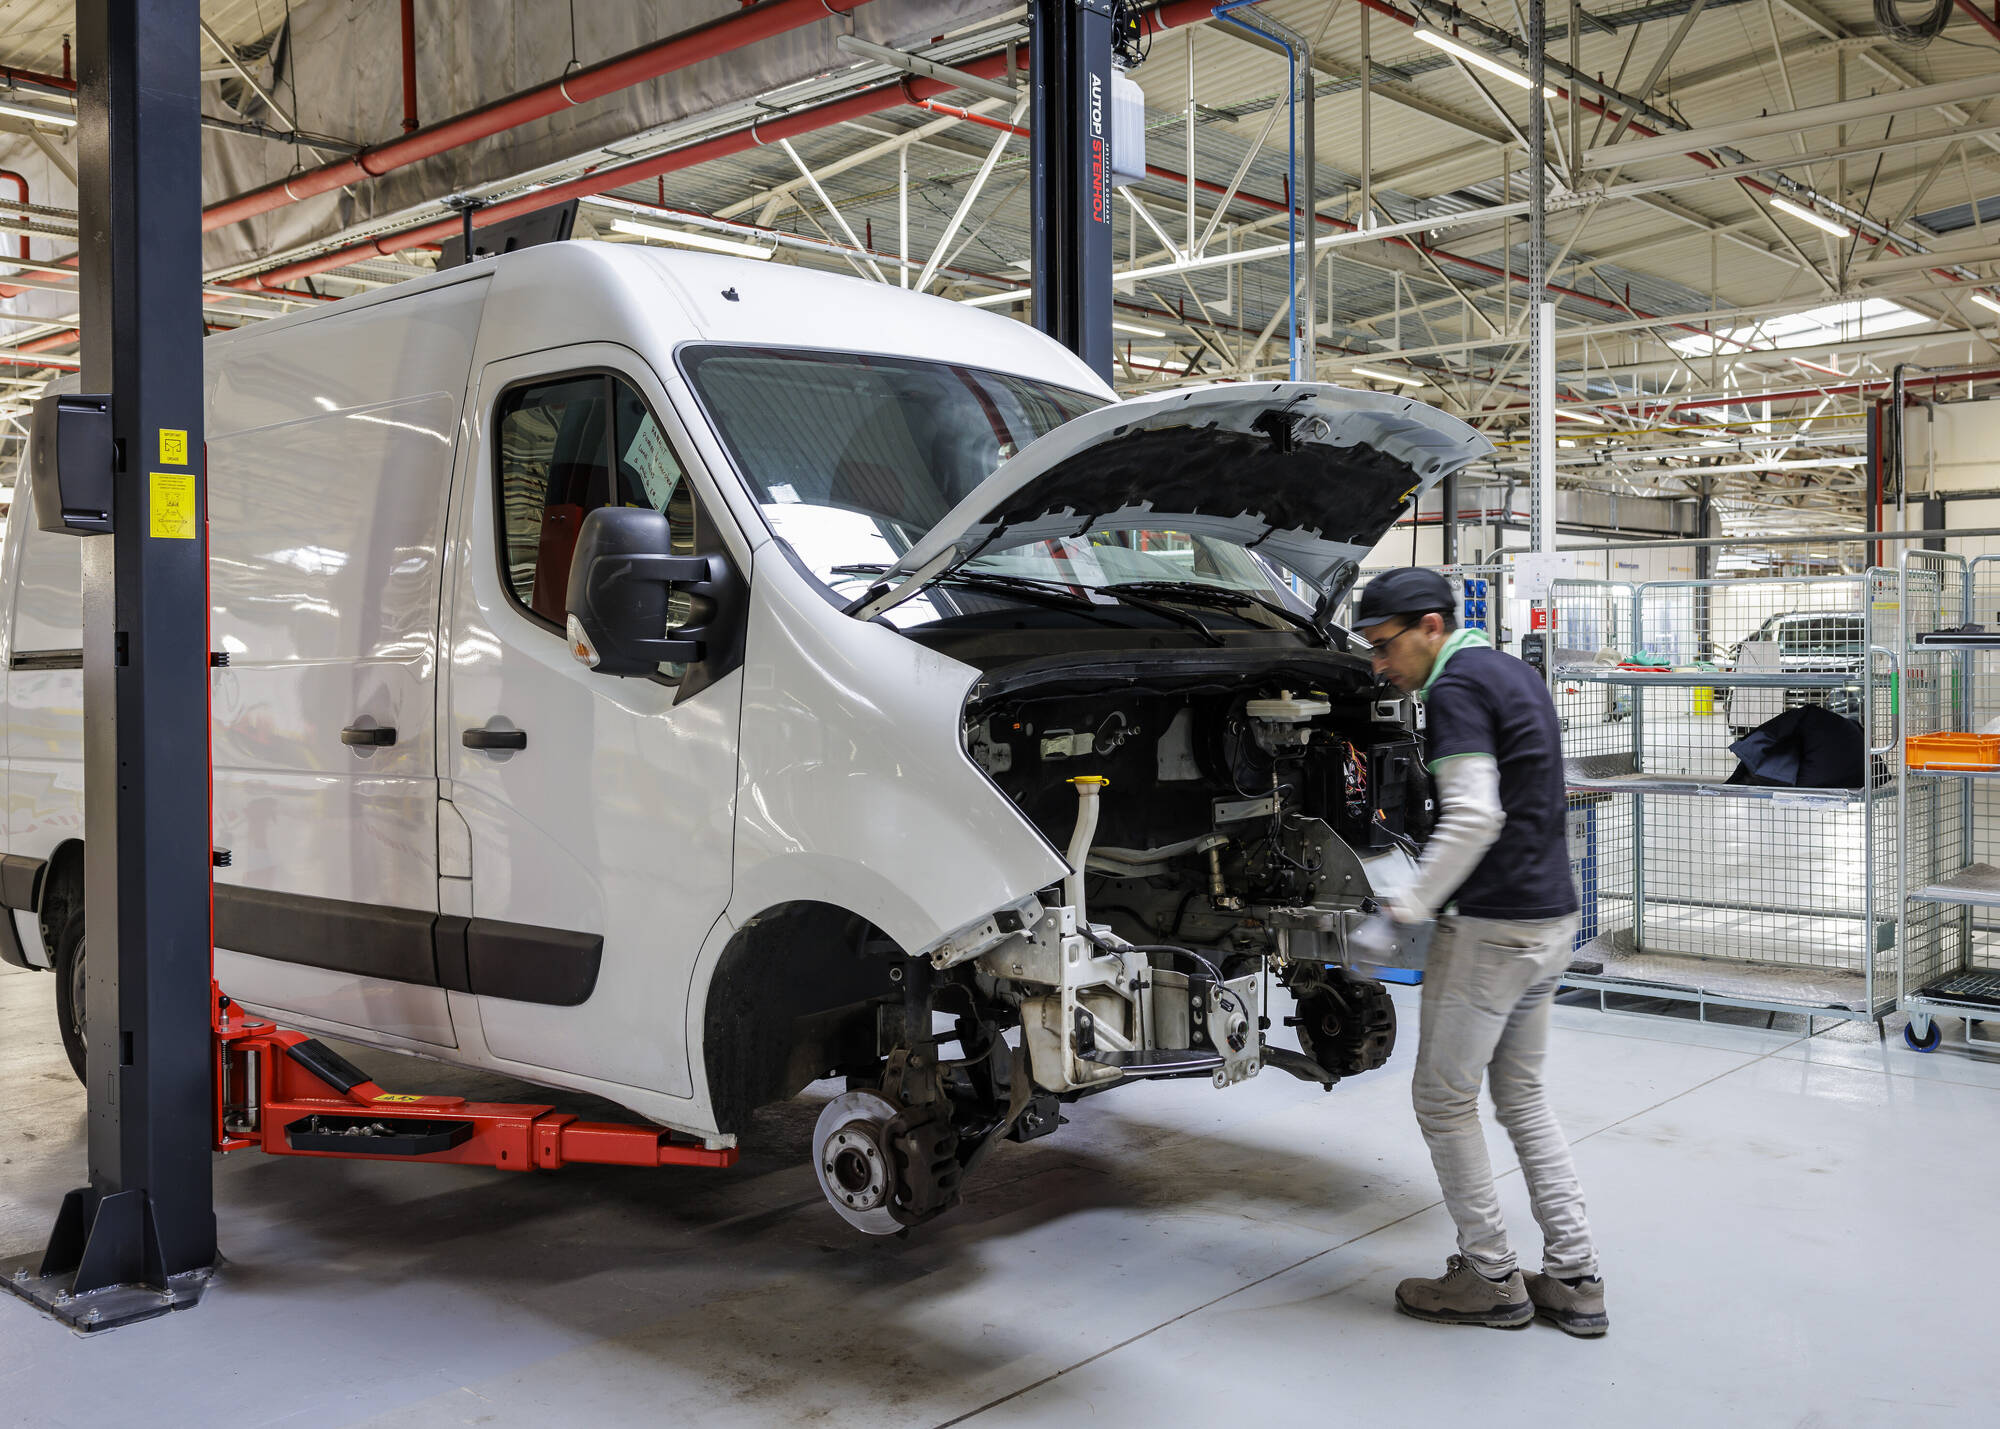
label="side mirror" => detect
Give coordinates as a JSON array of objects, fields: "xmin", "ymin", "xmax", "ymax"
[{"xmin": 563, "ymin": 506, "xmax": 728, "ymax": 677}]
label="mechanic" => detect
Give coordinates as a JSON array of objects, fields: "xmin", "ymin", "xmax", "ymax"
[{"xmin": 1349, "ymin": 567, "xmax": 1605, "ymax": 1337}]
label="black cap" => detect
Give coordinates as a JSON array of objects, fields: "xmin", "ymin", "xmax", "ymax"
[{"xmin": 1353, "ymin": 567, "xmax": 1454, "ymax": 632}]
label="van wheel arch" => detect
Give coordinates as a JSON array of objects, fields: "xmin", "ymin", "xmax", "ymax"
[
  {"xmin": 37, "ymin": 839, "xmax": 84, "ymax": 963},
  {"xmin": 701, "ymin": 902, "xmax": 905, "ymax": 1136}
]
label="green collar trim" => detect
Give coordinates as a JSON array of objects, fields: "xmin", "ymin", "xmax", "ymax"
[{"xmin": 1418, "ymin": 627, "xmax": 1491, "ymax": 700}]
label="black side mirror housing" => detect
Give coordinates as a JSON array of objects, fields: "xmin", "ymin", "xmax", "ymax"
[{"xmin": 563, "ymin": 506, "xmax": 731, "ymax": 678}]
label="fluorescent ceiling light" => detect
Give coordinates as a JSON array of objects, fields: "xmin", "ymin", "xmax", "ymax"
[
  {"xmin": 608, "ymin": 217, "xmax": 774, "ymax": 260},
  {"xmin": 0, "ymin": 100, "xmax": 76, "ymax": 128},
  {"xmin": 1669, "ymin": 297, "xmax": 1924, "ymax": 359},
  {"xmin": 1349, "ymin": 364, "xmax": 1425, "ymax": 387},
  {"xmin": 960, "ymin": 288, "xmax": 1025, "ymax": 308},
  {"xmin": 1769, "ymin": 195, "xmax": 1850, "ymax": 237},
  {"xmin": 1972, "ymin": 292, "xmax": 2000, "ymax": 317},
  {"xmin": 1648, "ymin": 455, "xmax": 1865, "ymax": 475},
  {"xmin": 1111, "ymin": 319, "xmax": 1167, "ymax": 337},
  {"xmin": 1558, "ymin": 409, "xmax": 1606, "ymax": 425},
  {"xmin": 1410, "ymin": 27, "xmax": 1558, "ymax": 100}
]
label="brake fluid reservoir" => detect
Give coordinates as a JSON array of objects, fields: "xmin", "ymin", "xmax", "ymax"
[{"xmin": 1245, "ymin": 690, "xmax": 1331, "ymax": 753}]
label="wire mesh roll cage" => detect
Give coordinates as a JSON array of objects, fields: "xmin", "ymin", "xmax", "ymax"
[
  {"xmin": 1897, "ymin": 550, "xmax": 2000, "ymax": 1050},
  {"xmin": 1548, "ymin": 570, "xmax": 1899, "ymax": 1023}
]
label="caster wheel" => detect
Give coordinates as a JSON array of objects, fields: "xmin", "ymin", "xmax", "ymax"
[{"xmin": 1904, "ymin": 1020, "xmax": 1942, "ymax": 1053}]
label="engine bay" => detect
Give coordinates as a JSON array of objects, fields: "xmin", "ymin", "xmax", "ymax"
[
  {"xmin": 809, "ymin": 644, "xmax": 1438, "ymax": 1237},
  {"xmin": 966, "ymin": 656, "xmax": 1433, "ymax": 906}
]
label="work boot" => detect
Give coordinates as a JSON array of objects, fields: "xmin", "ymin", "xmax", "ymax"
[
  {"xmin": 1525, "ymin": 1272, "xmax": 1609, "ymax": 1338},
  {"xmin": 1394, "ymin": 1254, "xmax": 1533, "ymax": 1329}
]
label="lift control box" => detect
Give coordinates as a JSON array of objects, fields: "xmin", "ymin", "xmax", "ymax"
[{"xmin": 29, "ymin": 392, "xmax": 115, "ymax": 536}]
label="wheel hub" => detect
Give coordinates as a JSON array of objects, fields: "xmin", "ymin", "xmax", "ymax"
[{"xmin": 824, "ymin": 1124, "xmax": 889, "ymax": 1210}]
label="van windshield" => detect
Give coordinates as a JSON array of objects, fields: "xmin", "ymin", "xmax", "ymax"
[{"xmin": 680, "ymin": 346, "xmax": 1314, "ymax": 625}]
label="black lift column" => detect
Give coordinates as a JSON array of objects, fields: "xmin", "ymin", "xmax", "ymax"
[
  {"xmin": 1029, "ymin": 0, "xmax": 1116, "ymax": 384},
  {"xmin": 3, "ymin": 0, "xmax": 216, "ymax": 1330}
]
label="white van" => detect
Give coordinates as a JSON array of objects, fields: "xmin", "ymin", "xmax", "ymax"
[{"xmin": 1, "ymin": 242, "xmax": 1489, "ymax": 1232}]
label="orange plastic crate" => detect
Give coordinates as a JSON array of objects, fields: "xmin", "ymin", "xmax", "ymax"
[{"xmin": 1906, "ymin": 732, "xmax": 2000, "ymax": 769}]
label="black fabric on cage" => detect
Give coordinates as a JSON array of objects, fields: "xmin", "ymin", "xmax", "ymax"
[{"xmin": 1726, "ymin": 705, "xmax": 1865, "ymax": 789}]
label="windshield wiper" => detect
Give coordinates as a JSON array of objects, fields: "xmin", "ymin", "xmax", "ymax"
[
  {"xmin": 1101, "ymin": 580, "xmax": 1327, "ymax": 644},
  {"xmin": 836, "ymin": 562, "xmax": 1099, "ymax": 606},
  {"xmin": 834, "ymin": 564, "xmax": 1222, "ymax": 643}
]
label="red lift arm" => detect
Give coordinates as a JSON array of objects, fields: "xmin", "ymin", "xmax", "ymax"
[{"xmin": 213, "ymin": 993, "xmax": 735, "ymax": 1172}]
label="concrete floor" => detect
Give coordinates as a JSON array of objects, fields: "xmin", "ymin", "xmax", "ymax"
[{"xmin": 3, "ymin": 962, "xmax": 1998, "ymax": 1428}]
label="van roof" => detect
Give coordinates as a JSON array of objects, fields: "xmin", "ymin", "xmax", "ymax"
[{"xmin": 210, "ymin": 240, "xmax": 1114, "ymax": 400}]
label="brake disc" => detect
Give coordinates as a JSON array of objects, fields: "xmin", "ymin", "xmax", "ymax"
[{"xmin": 812, "ymin": 1089, "xmax": 903, "ymax": 1235}]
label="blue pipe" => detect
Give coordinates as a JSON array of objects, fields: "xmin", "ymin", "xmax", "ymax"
[{"xmin": 1211, "ymin": 0, "xmax": 1302, "ymax": 380}]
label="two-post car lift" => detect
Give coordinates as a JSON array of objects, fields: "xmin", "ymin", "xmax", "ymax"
[
  {"xmin": 0, "ymin": 0, "xmax": 731, "ymax": 1336},
  {"xmin": 5, "ymin": 0, "xmax": 1127, "ymax": 1334}
]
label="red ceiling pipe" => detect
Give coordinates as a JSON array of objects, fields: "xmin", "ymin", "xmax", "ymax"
[
  {"xmin": 1337, "ymin": 0, "xmax": 1972, "ymax": 281},
  {"xmin": 0, "ymin": 172, "xmax": 51, "ymax": 301},
  {"xmin": 900, "ymin": 88, "xmax": 1745, "ymax": 346},
  {"xmin": 202, "ymin": 0, "xmax": 873, "ymax": 235},
  {"xmin": 220, "ymin": 0, "xmax": 1209, "ymax": 287},
  {"xmin": 230, "ymin": 71, "xmax": 952, "ymax": 288},
  {"xmin": 1478, "ymin": 366, "xmax": 2000, "ymax": 423},
  {"xmin": 0, "ymin": 170, "xmax": 32, "ymax": 262},
  {"xmin": 885, "ymin": 6, "xmax": 1741, "ymax": 347},
  {"xmin": 233, "ymin": 17, "xmax": 1730, "ymax": 341},
  {"xmin": 400, "ymin": 0, "xmax": 419, "ymax": 134},
  {"xmin": 0, "ymin": 327, "xmax": 83, "ymax": 369},
  {"xmin": 221, "ymin": 0, "xmax": 1737, "ymax": 324},
  {"xmin": 909, "ymin": 94, "xmax": 1029, "ymax": 136},
  {"xmin": 1950, "ymin": 0, "xmax": 2000, "ymax": 44},
  {"xmin": 0, "ymin": 61, "xmax": 76, "ymax": 93}
]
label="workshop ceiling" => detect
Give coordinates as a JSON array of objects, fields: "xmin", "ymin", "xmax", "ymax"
[{"xmin": 0, "ymin": 0, "xmax": 1994, "ymax": 534}]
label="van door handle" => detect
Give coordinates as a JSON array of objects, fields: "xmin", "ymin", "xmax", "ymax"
[
  {"xmin": 341, "ymin": 725, "xmax": 397, "ymax": 747},
  {"xmin": 462, "ymin": 726, "xmax": 527, "ymax": 751}
]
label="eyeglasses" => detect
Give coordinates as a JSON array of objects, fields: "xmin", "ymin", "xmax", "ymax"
[{"xmin": 1365, "ymin": 623, "xmax": 1418, "ymax": 661}]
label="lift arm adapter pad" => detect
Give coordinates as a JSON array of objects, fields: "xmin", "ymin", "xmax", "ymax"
[{"xmin": 30, "ymin": 393, "xmax": 116, "ymax": 536}]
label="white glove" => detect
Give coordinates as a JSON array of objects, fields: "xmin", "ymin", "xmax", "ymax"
[{"xmin": 1347, "ymin": 910, "xmax": 1399, "ymax": 962}]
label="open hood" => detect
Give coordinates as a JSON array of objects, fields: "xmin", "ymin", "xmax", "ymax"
[{"xmin": 878, "ymin": 382, "xmax": 1493, "ymax": 609}]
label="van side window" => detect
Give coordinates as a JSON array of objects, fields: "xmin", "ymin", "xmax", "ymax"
[{"xmin": 493, "ymin": 374, "xmax": 703, "ymax": 660}]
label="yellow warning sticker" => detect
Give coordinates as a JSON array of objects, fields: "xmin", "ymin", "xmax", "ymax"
[
  {"xmin": 148, "ymin": 472, "xmax": 197, "ymax": 539},
  {"xmin": 373, "ymin": 1093, "xmax": 425, "ymax": 1104},
  {"xmin": 158, "ymin": 428, "xmax": 189, "ymax": 466}
]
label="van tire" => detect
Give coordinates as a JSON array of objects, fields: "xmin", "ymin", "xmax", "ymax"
[{"xmin": 53, "ymin": 909, "xmax": 87, "ymax": 1085}]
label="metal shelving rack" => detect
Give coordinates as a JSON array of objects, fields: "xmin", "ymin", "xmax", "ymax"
[
  {"xmin": 1897, "ymin": 551, "xmax": 2000, "ymax": 1052},
  {"xmin": 1551, "ymin": 573, "xmax": 1900, "ymax": 1023}
]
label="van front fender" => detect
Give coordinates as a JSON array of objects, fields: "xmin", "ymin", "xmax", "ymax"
[{"xmin": 728, "ymin": 554, "xmax": 1068, "ymax": 958}]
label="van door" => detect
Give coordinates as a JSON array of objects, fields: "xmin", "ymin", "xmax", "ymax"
[
  {"xmin": 442, "ymin": 347, "xmax": 742, "ymax": 1098},
  {"xmin": 205, "ymin": 280, "xmax": 486, "ymax": 1048}
]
